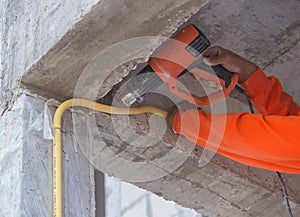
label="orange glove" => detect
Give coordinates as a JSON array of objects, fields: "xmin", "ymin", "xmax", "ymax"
[{"xmin": 166, "ymin": 101, "xmax": 198, "ymax": 132}]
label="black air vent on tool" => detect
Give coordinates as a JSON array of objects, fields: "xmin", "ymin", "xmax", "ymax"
[{"xmin": 186, "ymin": 33, "xmax": 210, "ymax": 57}]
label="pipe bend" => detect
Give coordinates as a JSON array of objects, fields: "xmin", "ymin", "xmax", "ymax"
[{"xmin": 52, "ymin": 98, "xmax": 168, "ymax": 217}]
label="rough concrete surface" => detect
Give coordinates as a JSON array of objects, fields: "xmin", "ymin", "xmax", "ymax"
[
  {"xmin": 1, "ymin": 1, "xmax": 100, "ymax": 216},
  {"xmin": 23, "ymin": 0, "xmax": 209, "ymax": 99},
  {"xmin": 0, "ymin": 92, "xmax": 94, "ymax": 217},
  {"xmin": 0, "ymin": 95, "xmax": 23, "ymax": 216},
  {"xmin": 192, "ymin": 0, "xmax": 300, "ymax": 105},
  {"xmin": 0, "ymin": 0, "xmax": 99, "ymax": 113}
]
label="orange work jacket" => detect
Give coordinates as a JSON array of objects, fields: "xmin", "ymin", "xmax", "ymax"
[{"xmin": 172, "ymin": 67, "xmax": 300, "ymax": 174}]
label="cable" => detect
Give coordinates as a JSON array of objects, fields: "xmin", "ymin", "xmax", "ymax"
[
  {"xmin": 276, "ymin": 172, "xmax": 294, "ymax": 217},
  {"xmin": 246, "ymin": 95, "xmax": 255, "ymax": 114},
  {"xmin": 244, "ymin": 90, "xmax": 294, "ymax": 217}
]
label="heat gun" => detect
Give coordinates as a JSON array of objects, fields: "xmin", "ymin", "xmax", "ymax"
[{"xmin": 120, "ymin": 24, "xmax": 239, "ymax": 107}]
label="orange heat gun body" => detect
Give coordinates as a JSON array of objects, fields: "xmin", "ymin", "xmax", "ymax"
[{"xmin": 121, "ymin": 24, "xmax": 239, "ymax": 106}]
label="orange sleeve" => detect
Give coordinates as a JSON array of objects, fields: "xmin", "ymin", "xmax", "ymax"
[
  {"xmin": 172, "ymin": 68, "xmax": 300, "ymax": 173},
  {"xmin": 240, "ymin": 67, "xmax": 300, "ymax": 115}
]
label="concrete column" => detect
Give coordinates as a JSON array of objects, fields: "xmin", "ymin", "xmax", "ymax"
[{"xmin": 0, "ymin": 92, "xmax": 94, "ymax": 217}]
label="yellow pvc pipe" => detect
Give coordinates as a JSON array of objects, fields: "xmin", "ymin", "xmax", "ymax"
[{"xmin": 52, "ymin": 98, "xmax": 168, "ymax": 217}]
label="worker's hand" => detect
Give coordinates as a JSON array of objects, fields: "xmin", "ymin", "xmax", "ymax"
[{"xmin": 203, "ymin": 46, "xmax": 258, "ymax": 83}]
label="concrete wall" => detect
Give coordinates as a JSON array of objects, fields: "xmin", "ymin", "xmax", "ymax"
[
  {"xmin": 0, "ymin": 95, "xmax": 24, "ymax": 216},
  {"xmin": 0, "ymin": 92, "xmax": 94, "ymax": 217},
  {"xmin": 1, "ymin": 1, "xmax": 100, "ymax": 216},
  {"xmin": 0, "ymin": 0, "xmax": 99, "ymax": 112}
]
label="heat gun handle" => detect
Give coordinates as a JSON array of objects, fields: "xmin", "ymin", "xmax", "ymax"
[
  {"xmin": 168, "ymin": 67, "xmax": 239, "ymax": 106},
  {"xmin": 185, "ymin": 58, "xmax": 234, "ymax": 88},
  {"xmin": 211, "ymin": 65, "xmax": 233, "ymax": 88}
]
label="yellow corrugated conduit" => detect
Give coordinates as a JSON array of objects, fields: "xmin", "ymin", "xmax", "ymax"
[{"xmin": 52, "ymin": 98, "xmax": 168, "ymax": 217}]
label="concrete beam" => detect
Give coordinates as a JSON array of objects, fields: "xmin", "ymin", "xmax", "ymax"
[
  {"xmin": 23, "ymin": 0, "xmax": 209, "ymax": 99},
  {"xmin": 0, "ymin": 0, "xmax": 99, "ymax": 111}
]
